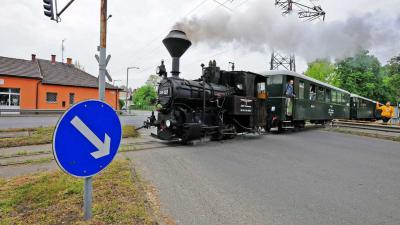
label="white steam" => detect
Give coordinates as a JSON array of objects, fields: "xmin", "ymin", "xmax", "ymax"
[{"xmin": 174, "ymin": 0, "xmax": 400, "ymax": 61}]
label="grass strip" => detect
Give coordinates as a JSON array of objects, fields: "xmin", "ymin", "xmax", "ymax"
[
  {"xmin": 0, "ymin": 128, "xmax": 36, "ymax": 133},
  {"xmin": 0, "ymin": 151, "xmax": 50, "ymax": 159},
  {"xmin": 0, "ymin": 157, "xmax": 54, "ymax": 167},
  {"xmin": 0, "ymin": 127, "xmax": 54, "ymax": 148},
  {"xmin": 0, "ymin": 158, "xmax": 155, "ymax": 225},
  {"xmin": 325, "ymin": 127, "xmax": 400, "ymax": 142}
]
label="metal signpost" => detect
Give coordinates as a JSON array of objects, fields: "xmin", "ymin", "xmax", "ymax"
[
  {"xmin": 53, "ymin": 100, "xmax": 122, "ymax": 220},
  {"xmin": 50, "ymin": 0, "xmax": 115, "ymax": 220}
]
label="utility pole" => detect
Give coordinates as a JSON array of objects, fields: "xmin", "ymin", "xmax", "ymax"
[
  {"xmin": 98, "ymin": 0, "xmax": 108, "ymax": 102},
  {"xmin": 83, "ymin": 0, "xmax": 111, "ymax": 221}
]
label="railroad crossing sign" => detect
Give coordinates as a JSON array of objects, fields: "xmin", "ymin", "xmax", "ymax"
[{"xmin": 53, "ymin": 99, "xmax": 122, "ymax": 177}]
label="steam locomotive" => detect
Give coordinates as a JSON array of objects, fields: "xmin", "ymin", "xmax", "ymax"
[
  {"xmin": 141, "ymin": 30, "xmax": 385, "ymax": 142},
  {"xmin": 143, "ymin": 30, "xmax": 269, "ymax": 142}
]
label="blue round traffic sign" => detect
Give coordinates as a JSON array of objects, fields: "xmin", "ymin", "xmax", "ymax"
[{"xmin": 53, "ymin": 100, "xmax": 122, "ymax": 178}]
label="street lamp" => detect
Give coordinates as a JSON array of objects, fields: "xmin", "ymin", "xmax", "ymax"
[
  {"xmin": 126, "ymin": 66, "xmax": 140, "ymax": 113},
  {"xmin": 113, "ymin": 79, "xmax": 122, "ymax": 86}
]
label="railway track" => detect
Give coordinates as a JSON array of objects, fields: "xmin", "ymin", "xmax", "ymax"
[
  {"xmin": 332, "ymin": 120, "xmax": 400, "ymax": 134},
  {"xmin": 0, "ymin": 140, "xmax": 175, "ymax": 167}
]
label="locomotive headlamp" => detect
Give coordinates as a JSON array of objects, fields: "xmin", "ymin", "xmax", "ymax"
[{"xmin": 165, "ymin": 120, "xmax": 172, "ymax": 128}]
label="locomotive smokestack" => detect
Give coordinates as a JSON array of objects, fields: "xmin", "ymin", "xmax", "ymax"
[{"xmin": 162, "ymin": 30, "xmax": 192, "ymax": 77}]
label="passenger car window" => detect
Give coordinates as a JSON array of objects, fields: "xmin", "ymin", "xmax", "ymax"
[
  {"xmin": 309, "ymin": 84, "xmax": 316, "ymax": 101},
  {"xmin": 267, "ymin": 75, "xmax": 282, "ymax": 85},
  {"xmin": 317, "ymin": 87, "xmax": 325, "ymax": 102},
  {"xmin": 337, "ymin": 92, "xmax": 342, "ymax": 104},
  {"xmin": 332, "ymin": 91, "xmax": 337, "ymax": 103},
  {"xmin": 325, "ymin": 89, "xmax": 331, "ymax": 103},
  {"xmin": 342, "ymin": 94, "xmax": 348, "ymax": 104},
  {"xmin": 299, "ymin": 81, "xmax": 304, "ymax": 100}
]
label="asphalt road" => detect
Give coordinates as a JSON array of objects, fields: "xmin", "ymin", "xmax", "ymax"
[
  {"xmin": 126, "ymin": 130, "xmax": 400, "ymax": 225},
  {"xmin": 0, "ymin": 111, "xmax": 152, "ymax": 129}
]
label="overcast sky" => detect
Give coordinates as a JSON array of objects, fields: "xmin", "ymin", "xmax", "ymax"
[{"xmin": 0, "ymin": 0, "xmax": 399, "ymax": 89}]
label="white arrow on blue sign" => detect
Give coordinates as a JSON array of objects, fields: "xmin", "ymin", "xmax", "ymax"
[{"xmin": 53, "ymin": 100, "xmax": 122, "ymax": 178}]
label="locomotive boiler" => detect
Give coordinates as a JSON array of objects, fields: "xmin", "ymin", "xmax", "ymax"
[{"xmin": 143, "ymin": 30, "xmax": 269, "ymax": 142}]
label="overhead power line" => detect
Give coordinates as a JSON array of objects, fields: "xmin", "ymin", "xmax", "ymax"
[
  {"xmin": 129, "ymin": 0, "xmax": 212, "ymax": 65},
  {"xmin": 212, "ymin": 0, "xmax": 234, "ymax": 11}
]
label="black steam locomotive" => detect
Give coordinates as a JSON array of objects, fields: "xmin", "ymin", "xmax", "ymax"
[{"xmin": 144, "ymin": 30, "xmax": 268, "ymax": 142}]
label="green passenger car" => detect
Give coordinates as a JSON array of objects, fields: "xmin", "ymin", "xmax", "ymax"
[
  {"xmin": 263, "ymin": 71, "xmax": 350, "ymax": 131},
  {"xmin": 350, "ymin": 94, "xmax": 378, "ymax": 120}
]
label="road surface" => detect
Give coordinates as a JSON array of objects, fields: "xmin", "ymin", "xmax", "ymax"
[
  {"xmin": 126, "ymin": 130, "xmax": 400, "ymax": 225},
  {"xmin": 0, "ymin": 111, "xmax": 151, "ymax": 129}
]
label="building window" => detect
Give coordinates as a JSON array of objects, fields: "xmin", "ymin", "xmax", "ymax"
[
  {"xmin": 0, "ymin": 88, "xmax": 20, "ymax": 108},
  {"xmin": 69, "ymin": 93, "xmax": 75, "ymax": 105},
  {"xmin": 46, "ymin": 92, "xmax": 58, "ymax": 103}
]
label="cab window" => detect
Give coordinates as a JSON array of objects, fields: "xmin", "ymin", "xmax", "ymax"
[{"xmin": 257, "ymin": 82, "xmax": 267, "ymax": 99}]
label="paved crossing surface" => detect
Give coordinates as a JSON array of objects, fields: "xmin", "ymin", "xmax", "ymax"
[{"xmin": 127, "ymin": 130, "xmax": 400, "ymax": 225}]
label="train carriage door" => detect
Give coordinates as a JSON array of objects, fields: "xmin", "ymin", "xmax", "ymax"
[
  {"xmin": 309, "ymin": 83, "xmax": 317, "ymax": 118},
  {"xmin": 296, "ymin": 80, "xmax": 305, "ymax": 120},
  {"xmin": 285, "ymin": 76, "xmax": 295, "ymax": 119},
  {"xmin": 326, "ymin": 89, "xmax": 333, "ymax": 118},
  {"xmin": 256, "ymin": 78, "xmax": 267, "ymax": 127}
]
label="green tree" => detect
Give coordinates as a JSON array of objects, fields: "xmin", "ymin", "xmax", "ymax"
[
  {"xmin": 119, "ymin": 99, "xmax": 125, "ymax": 110},
  {"xmin": 382, "ymin": 55, "xmax": 400, "ymax": 103},
  {"xmin": 146, "ymin": 74, "xmax": 161, "ymax": 90},
  {"xmin": 133, "ymin": 85, "xmax": 157, "ymax": 106},
  {"xmin": 335, "ymin": 50, "xmax": 385, "ymax": 101},
  {"xmin": 305, "ymin": 59, "xmax": 338, "ymax": 85}
]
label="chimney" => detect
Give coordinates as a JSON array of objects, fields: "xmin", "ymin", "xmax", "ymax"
[
  {"xmin": 51, "ymin": 55, "xmax": 56, "ymax": 64},
  {"xmin": 162, "ymin": 30, "xmax": 192, "ymax": 78},
  {"xmin": 31, "ymin": 54, "xmax": 36, "ymax": 62},
  {"xmin": 67, "ymin": 58, "xmax": 72, "ymax": 65}
]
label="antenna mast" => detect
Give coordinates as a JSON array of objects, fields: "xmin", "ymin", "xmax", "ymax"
[{"xmin": 61, "ymin": 39, "xmax": 66, "ymax": 63}]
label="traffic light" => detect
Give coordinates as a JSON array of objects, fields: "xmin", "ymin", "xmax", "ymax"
[{"xmin": 43, "ymin": 0, "xmax": 55, "ymax": 20}]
